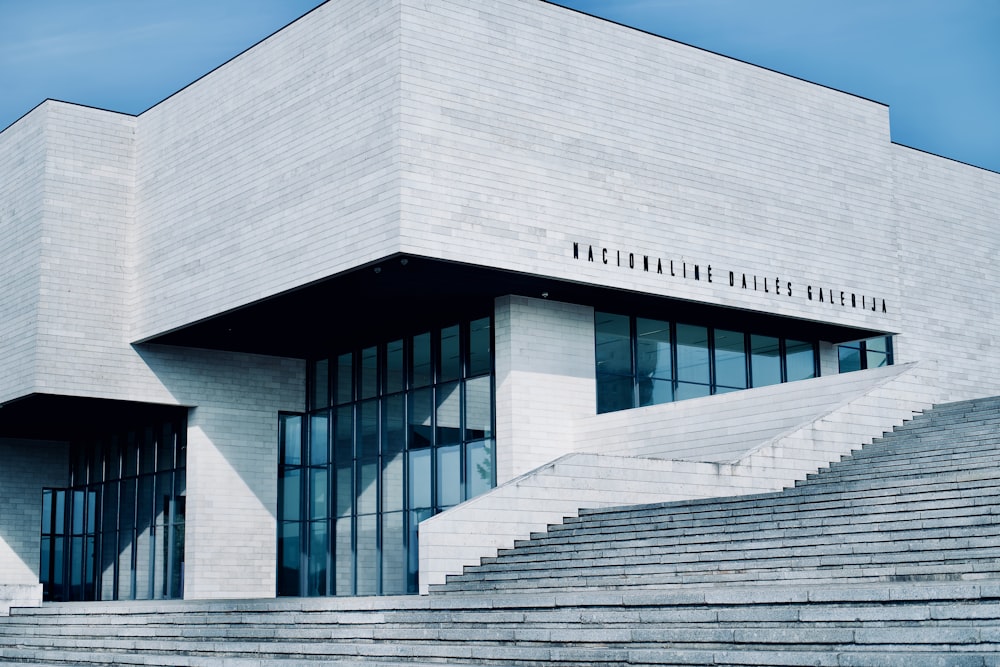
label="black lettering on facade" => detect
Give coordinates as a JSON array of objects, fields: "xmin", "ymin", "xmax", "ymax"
[
  {"xmin": 729, "ymin": 271, "xmax": 735, "ymax": 287},
  {"xmin": 671, "ymin": 261, "xmax": 676, "ymax": 277},
  {"xmin": 707, "ymin": 265, "xmax": 713, "ymax": 283},
  {"xmin": 882, "ymin": 300, "xmax": 887, "ymax": 313},
  {"xmin": 840, "ymin": 291, "xmax": 845, "ymax": 306},
  {"xmin": 602, "ymin": 248, "xmax": 608, "ymax": 264},
  {"xmin": 694, "ymin": 265, "xmax": 700, "ymax": 280},
  {"xmin": 787, "ymin": 282, "xmax": 792, "ymax": 297},
  {"xmin": 657, "ymin": 259, "xmax": 663, "ymax": 274},
  {"xmin": 807, "ymin": 285, "xmax": 813, "ymax": 300},
  {"xmin": 742, "ymin": 274, "xmax": 748, "ymax": 289},
  {"xmin": 819, "ymin": 288, "xmax": 825, "ymax": 303},
  {"xmin": 573, "ymin": 242, "xmax": 579, "ymax": 259},
  {"xmin": 851, "ymin": 293, "xmax": 856, "ymax": 308},
  {"xmin": 588, "ymin": 246, "xmax": 594, "ymax": 262},
  {"xmin": 643, "ymin": 255, "xmax": 649, "ymax": 272},
  {"xmin": 629, "ymin": 253, "xmax": 635, "ymax": 269}
]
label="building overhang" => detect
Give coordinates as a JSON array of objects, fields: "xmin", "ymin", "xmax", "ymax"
[{"xmin": 141, "ymin": 254, "xmax": 889, "ymax": 359}]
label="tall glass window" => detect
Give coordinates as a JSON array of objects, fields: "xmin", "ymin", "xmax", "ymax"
[
  {"xmin": 596, "ymin": 312, "xmax": 819, "ymax": 414},
  {"xmin": 41, "ymin": 416, "xmax": 186, "ymax": 602},
  {"xmin": 279, "ymin": 316, "xmax": 495, "ymax": 597},
  {"xmin": 838, "ymin": 336, "xmax": 894, "ymax": 373}
]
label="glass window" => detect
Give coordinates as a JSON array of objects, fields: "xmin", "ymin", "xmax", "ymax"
[
  {"xmin": 284, "ymin": 318, "xmax": 495, "ymax": 598},
  {"xmin": 309, "ymin": 413, "xmax": 329, "ymax": 466},
  {"xmin": 311, "ymin": 359, "xmax": 329, "ymax": 410},
  {"xmin": 676, "ymin": 324, "xmax": 710, "ymax": 386},
  {"xmin": 437, "ymin": 444, "xmax": 462, "ymax": 508},
  {"xmin": 597, "ymin": 374, "xmax": 634, "ymax": 414},
  {"xmin": 360, "ymin": 347, "xmax": 378, "ymax": 399},
  {"xmin": 468, "ymin": 317, "xmax": 491, "ymax": 377},
  {"xmin": 714, "ymin": 329, "xmax": 747, "ymax": 389},
  {"xmin": 838, "ymin": 336, "xmax": 893, "ymax": 373},
  {"xmin": 838, "ymin": 345, "xmax": 862, "ymax": 373},
  {"xmin": 439, "ymin": 325, "xmax": 461, "ymax": 383},
  {"xmin": 785, "ymin": 340, "xmax": 816, "ymax": 382},
  {"xmin": 595, "ymin": 312, "xmax": 632, "ymax": 376},
  {"xmin": 464, "ymin": 376, "xmax": 492, "ymax": 440},
  {"xmin": 411, "ymin": 333, "xmax": 432, "ymax": 387},
  {"xmin": 357, "ymin": 400, "xmax": 379, "ymax": 459},
  {"xmin": 280, "ymin": 469, "xmax": 301, "ymax": 522},
  {"xmin": 436, "ymin": 382, "xmax": 461, "ymax": 445},
  {"xmin": 280, "ymin": 414, "xmax": 302, "ymax": 466},
  {"xmin": 636, "ymin": 318, "xmax": 671, "ymax": 380},
  {"xmin": 408, "ymin": 389, "xmax": 433, "ymax": 448},
  {"xmin": 385, "ymin": 340, "xmax": 404, "ymax": 394},
  {"xmin": 333, "ymin": 406, "xmax": 353, "ymax": 463},
  {"xmin": 750, "ymin": 335, "xmax": 782, "ymax": 387},
  {"xmin": 408, "ymin": 449, "xmax": 432, "ymax": 509},
  {"xmin": 595, "ymin": 313, "xmax": 820, "ymax": 413},
  {"xmin": 466, "ymin": 440, "xmax": 493, "ymax": 499}
]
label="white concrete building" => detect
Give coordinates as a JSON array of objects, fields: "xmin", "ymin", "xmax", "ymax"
[{"xmin": 1, "ymin": 0, "xmax": 998, "ymax": 610}]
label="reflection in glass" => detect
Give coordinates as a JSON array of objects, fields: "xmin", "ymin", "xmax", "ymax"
[
  {"xmin": 466, "ymin": 440, "xmax": 493, "ymax": 498},
  {"xmin": 439, "ymin": 325, "xmax": 461, "ymax": 382},
  {"xmin": 750, "ymin": 335, "xmax": 782, "ymax": 387},
  {"xmin": 355, "ymin": 514, "xmax": 378, "ymax": 596},
  {"xmin": 436, "ymin": 382, "xmax": 461, "ymax": 445},
  {"xmin": 409, "ymin": 389, "xmax": 433, "ymax": 448},
  {"xmin": 307, "ymin": 520, "xmax": 328, "ymax": 596},
  {"xmin": 408, "ymin": 449, "xmax": 431, "ymax": 509},
  {"xmin": 386, "ymin": 340, "xmax": 404, "ymax": 394},
  {"xmin": 437, "ymin": 444, "xmax": 461, "ymax": 508},
  {"xmin": 464, "ymin": 376, "xmax": 492, "ymax": 440},
  {"xmin": 468, "ymin": 317, "xmax": 491, "ymax": 376},
  {"xmin": 785, "ymin": 340, "xmax": 816, "ymax": 381},
  {"xmin": 311, "ymin": 359, "xmax": 329, "ymax": 410},
  {"xmin": 335, "ymin": 353, "xmax": 353, "ymax": 405},
  {"xmin": 411, "ymin": 333, "xmax": 431, "ymax": 387},
  {"xmin": 309, "ymin": 413, "xmax": 329, "ymax": 466},
  {"xmin": 636, "ymin": 318, "xmax": 671, "ymax": 379},
  {"xmin": 676, "ymin": 324, "xmax": 710, "ymax": 385},
  {"xmin": 361, "ymin": 346, "xmax": 378, "ymax": 399},
  {"xmin": 714, "ymin": 329, "xmax": 747, "ymax": 389},
  {"xmin": 595, "ymin": 312, "xmax": 632, "ymax": 375},
  {"xmin": 597, "ymin": 374, "xmax": 633, "ymax": 414}
]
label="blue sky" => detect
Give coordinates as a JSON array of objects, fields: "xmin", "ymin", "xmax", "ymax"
[{"xmin": 2, "ymin": 0, "xmax": 997, "ymax": 173}]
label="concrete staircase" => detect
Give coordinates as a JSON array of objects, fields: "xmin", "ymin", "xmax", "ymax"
[{"xmin": 2, "ymin": 396, "xmax": 999, "ymax": 665}]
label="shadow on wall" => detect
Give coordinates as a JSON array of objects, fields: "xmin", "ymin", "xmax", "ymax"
[
  {"xmin": 134, "ymin": 343, "xmax": 306, "ymax": 519},
  {"xmin": 0, "ymin": 439, "xmax": 69, "ymax": 586}
]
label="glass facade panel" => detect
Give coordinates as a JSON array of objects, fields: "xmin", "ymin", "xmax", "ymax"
[
  {"xmin": 386, "ymin": 339, "xmax": 405, "ymax": 394},
  {"xmin": 595, "ymin": 312, "xmax": 632, "ymax": 376},
  {"xmin": 360, "ymin": 346, "xmax": 378, "ymax": 399},
  {"xmin": 466, "ymin": 440, "xmax": 494, "ymax": 499},
  {"xmin": 280, "ymin": 317, "xmax": 495, "ymax": 597},
  {"xmin": 750, "ymin": 335, "xmax": 782, "ymax": 387},
  {"xmin": 437, "ymin": 444, "xmax": 462, "ymax": 508},
  {"xmin": 335, "ymin": 353, "xmax": 354, "ymax": 405},
  {"xmin": 280, "ymin": 414, "xmax": 302, "ymax": 466},
  {"xmin": 838, "ymin": 336, "xmax": 894, "ymax": 373},
  {"xmin": 676, "ymin": 324, "xmax": 710, "ymax": 385},
  {"xmin": 309, "ymin": 413, "xmax": 329, "ymax": 466},
  {"xmin": 44, "ymin": 412, "xmax": 187, "ymax": 603},
  {"xmin": 464, "ymin": 376, "xmax": 492, "ymax": 440},
  {"xmin": 596, "ymin": 312, "xmax": 821, "ymax": 413},
  {"xmin": 436, "ymin": 382, "xmax": 461, "ymax": 445},
  {"xmin": 311, "ymin": 359, "xmax": 329, "ymax": 410},
  {"xmin": 714, "ymin": 329, "xmax": 747, "ymax": 389},
  {"xmin": 785, "ymin": 340, "xmax": 817, "ymax": 382},
  {"xmin": 598, "ymin": 374, "xmax": 634, "ymax": 414},
  {"xmin": 439, "ymin": 325, "xmax": 461, "ymax": 382}
]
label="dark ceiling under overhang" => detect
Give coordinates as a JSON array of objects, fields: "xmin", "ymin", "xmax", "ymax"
[{"xmin": 142, "ymin": 254, "xmax": 886, "ymax": 359}]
